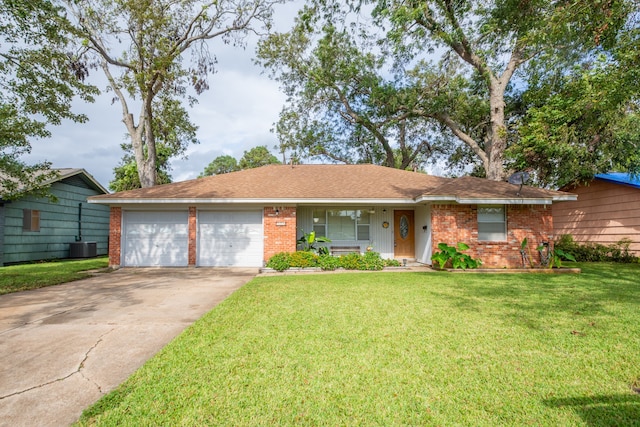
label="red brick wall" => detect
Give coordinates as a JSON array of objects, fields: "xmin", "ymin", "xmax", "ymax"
[
  {"xmin": 108, "ymin": 207, "xmax": 122, "ymax": 268},
  {"xmin": 263, "ymin": 206, "xmax": 297, "ymax": 262},
  {"xmin": 431, "ymin": 204, "xmax": 554, "ymax": 268},
  {"xmin": 188, "ymin": 207, "xmax": 196, "ymax": 266}
]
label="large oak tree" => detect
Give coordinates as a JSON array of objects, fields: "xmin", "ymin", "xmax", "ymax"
[
  {"xmin": 260, "ymin": 0, "xmax": 638, "ymax": 184},
  {"xmin": 65, "ymin": 0, "xmax": 283, "ymax": 188}
]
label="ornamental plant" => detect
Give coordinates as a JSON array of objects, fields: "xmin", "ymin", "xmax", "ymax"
[{"xmin": 431, "ymin": 242, "xmax": 482, "ymax": 270}]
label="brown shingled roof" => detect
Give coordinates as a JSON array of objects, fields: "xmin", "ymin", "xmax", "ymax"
[
  {"xmin": 422, "ymin": 175, "xmax": 567, "ymax": 200},
  {"xmin": 91, "ymin": 164, "xmax": 450, "ymax": 200},
  {"xmin": 89, "ymin": 164, "xmax": 573, "ymax": 203}
]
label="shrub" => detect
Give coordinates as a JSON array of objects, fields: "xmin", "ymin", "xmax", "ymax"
[
  {"xmin": 384, "ymin": 258, "xmax": 402, "ymax": 267},
  {"xmin": 318, "ymin": 254, "xmax": 341, "ymax": 271},
  {"xmin": 266, "ymin": 252, "xmax": 291, "ymax": 271},
  {"xmin": 289, "ymin": 251, "xmax": 318, "ymax": 268},
  {"xmin": 339, "ymin": 253, "xmax": 362, "ymax": 270},
  {"xmin": 555, "ymin": 234, "xmax": 637, "ymax": 263},
  {"xmin": 266, "ymin": 251, "xmax": 403, "ymax": 271},
  {"xmin": 359, "ymin": 251, "xmax": 385, "ymax": 270}
]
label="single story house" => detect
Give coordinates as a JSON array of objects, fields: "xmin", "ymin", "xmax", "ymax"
[
  {"xmin": 0, "ymin": 168, "xmax": 110, "ymax": 266},
  {"xmin": 554, "ymin": 172, "xmax": 640, "ymax": 255},
  {"xmin": 89, "ymin": 164, "xmax": 576, "ymax": 269}
]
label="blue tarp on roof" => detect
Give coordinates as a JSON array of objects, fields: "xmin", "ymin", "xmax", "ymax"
[{"xmin": 595, "ymin": 173, "xmax": 640, "ymax": 189}]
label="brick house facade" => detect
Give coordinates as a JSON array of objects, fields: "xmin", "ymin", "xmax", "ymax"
[
  {"xmin": 431, "ymin": 204, "xmax": 554, "ymax": 268},
  {"xmin": 94, "ymin": 164, "xmax": 574, "ymax": 269}
]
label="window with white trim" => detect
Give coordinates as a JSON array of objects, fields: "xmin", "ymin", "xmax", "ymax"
[
  {"xmin": 477, "ymin": 205, "xmax": 506, "ymax": 241},
  {"xmin": 312, "ymin": 209, "xmax": 370, "ymax": 241}
]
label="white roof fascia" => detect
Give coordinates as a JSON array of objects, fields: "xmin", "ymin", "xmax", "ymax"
[
  {"xmin": 551, "ymin": 194, "xmax": 578, "ymax": 201},
  {"xmin": 414, "ymin": 195, "xmax": 457, "ymax": 203},
  {"xmin": 88, "ymin": 198, "xmax": 419, "ymax": 205},
  {"xmin": 456, "ymin": 198, "xmax": 553, "ymax": 205}
]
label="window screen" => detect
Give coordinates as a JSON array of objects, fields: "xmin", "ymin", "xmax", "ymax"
[{"xmin": 477, "ymin": 206, "xmax": 505, "ymax": 241}]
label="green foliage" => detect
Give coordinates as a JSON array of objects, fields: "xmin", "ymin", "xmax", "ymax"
[
  {"xmin": 357, "ymin": 251, "xmax": 385, "ymax": 271},
  {"xmin": 238, "ymin": 145, "xmax": 281, "ymax": 170},
  {"xmin": 265, "ymin": 252, "xmax": 291, "ymax": 272},
  {"xmin": 537, "ymin": 244, "xmax": 577, "ymax": 269},
  {"xmin": 199, "ymin": 155, "xmax": 239, "ymax": 177},
  {"xmin": 317, "ymin": 254, "xmax": 341, "ymax": 271},
  {"xmin": 256, "ymin": 7, "xmax": 443, "ymax": 170},
  {"xmin": 431, "ymin": 242, "xmax": 482, "ymax": 270},
  {"xmin": 297, "ymin": 230, "xmax": 331, "ymax": 254},
  {"xmin": 555, "ymin": 234, "xmax": 638, "ymax": 263},
  {"xmin": 109, "ymin": 142, "xmax": 174, "ymax": 192},
  {"xmin": 64, "ymin": 0, "xmax": 279, "ymax": 187},
  {"xmin": 266, "ymin": 251, "xmax": 396, "ymax": 271},
  {"xmin": 507, "ymin": 53, "xmax": 640, "ymax": 187},
  {"xmin": 289, "ymin": 251, "xmax": 318, "ymax": 268},
  {"xmin": 384, "ymin": 258, "xmax": 402, "ymax": 267},
  {"xmin": 0, "ymin": 0, "xmax": 98, "ymax": 200},
  {"xmin": 259, "ymin": 0, "xmax": 638, "ymax": 184},
  {"xmin": 337, "ymin": 252, "xmax": 361, "ymax": 270}
]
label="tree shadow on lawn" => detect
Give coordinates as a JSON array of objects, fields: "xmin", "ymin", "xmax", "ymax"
[{"xmin": 544, "ymin": 393, "xmax": 640, "ymax": 426}]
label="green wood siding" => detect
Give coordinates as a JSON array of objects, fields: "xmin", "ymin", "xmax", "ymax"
[{"xmin": 1, "ymin": 179, "xmax": 109, "ymax": 265}]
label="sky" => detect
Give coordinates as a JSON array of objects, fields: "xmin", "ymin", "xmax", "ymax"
[{"xmin": 23, "ymin": 2, "xmax": 301, "ymax": 190}]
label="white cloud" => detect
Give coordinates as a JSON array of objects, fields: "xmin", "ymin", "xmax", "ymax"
[{"xmin": 22, "ymin": 1, "xmax": 301, "ymax": 191}]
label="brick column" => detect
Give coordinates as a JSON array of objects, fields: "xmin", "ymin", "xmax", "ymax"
[
  {"xmin": 188, "ymin": 207, "xmax": 197, "ymax": 267},
  {"xmin": 108, "ymin": 207, "xmax": 122, "ymax": 268},
  {"xmin": 263, "ymin": 206, "xmax": 297, "ymax": 263}
]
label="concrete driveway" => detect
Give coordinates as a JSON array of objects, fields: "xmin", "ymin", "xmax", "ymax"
[{"xmin": 0, "ymin": 267, "xmax": 256, "ymax": 427}]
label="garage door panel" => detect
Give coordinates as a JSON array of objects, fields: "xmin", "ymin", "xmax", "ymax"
[
  {"xmin": 198, "ymin": 211, "xmax": 263, "ymax": 267},
  {"xmin": 123, "ymin": 211, "xmax": 188, "ymax": 267}
]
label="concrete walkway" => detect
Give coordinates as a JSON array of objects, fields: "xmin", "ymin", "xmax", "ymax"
[{"xmin": 0, "ymin": 268, "xmax": 256, "ymax": 427}]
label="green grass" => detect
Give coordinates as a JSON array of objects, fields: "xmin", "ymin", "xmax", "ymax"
[
  {"xmin": 78, "ymin": 263, "xmax": 640, "ymax": 426},
  {"xmin": 0, "ymin": 257, "xmax": 110, "ymax": 295}
]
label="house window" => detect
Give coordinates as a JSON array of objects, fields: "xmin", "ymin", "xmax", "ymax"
[
  {"xmin": 478, "ymin": 205, "xmax": 506, "ymax": 241},
  {"xmin": 312, "ymin": 209, "xmax": 370, "ymax": 241},
  {"xmin": 23, "ymin": 209, "xmax": 40, "ymax": 232}
]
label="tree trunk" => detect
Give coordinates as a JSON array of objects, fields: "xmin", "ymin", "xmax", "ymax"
[
  {"xmin": 485, "ymin": 79, "xmax": 507, "ymax": 181},
  {"xmin": 137, "ymin": 94, "xmax": 157, "ymax": 188}
]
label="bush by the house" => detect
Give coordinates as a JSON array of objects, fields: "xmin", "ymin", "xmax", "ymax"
[
  {"xmin": 555, "ymin": 234, "xmax": 638, "ymax": 263},
  {"xmin": 289, "ymin": 251, "xmax": 318, "ymax": 268},
  {"xmin": 265, "ymin": 252, "xmax": 292, "ymax": 271},
  {"xmin": 266, "ymin": 251, "xmax": 400, "ymax": 271},
  {"xmin": 317, "ymin": 254, "xmax": 341, "ymax": 271}
]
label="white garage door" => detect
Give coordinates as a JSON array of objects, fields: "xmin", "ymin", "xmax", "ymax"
[
  {"xmin": 198, "ymin": 210, "xmax": 263, "ymax": 267},
  {"xmin": 123, "ymin": 211, "xmax": 189, "ymax": 267}
]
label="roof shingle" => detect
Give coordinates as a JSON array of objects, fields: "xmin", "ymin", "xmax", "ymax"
[{"xmin": 89, "ymin": 164, "xmax": 572, "ymax": 203}]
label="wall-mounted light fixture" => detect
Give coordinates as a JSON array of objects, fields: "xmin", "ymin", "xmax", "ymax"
[
  {"xmin": 382, "ymin": 208, "xmax": 387, "ymax": 214},
  {"xmin": 422, "ymin": 225, "xmax": 428, "ymax": 232}
]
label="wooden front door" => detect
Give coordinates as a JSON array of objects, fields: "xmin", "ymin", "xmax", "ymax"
[{"xmin": 394, "ymin": 210, "xmax": 415, "ymax": 259}]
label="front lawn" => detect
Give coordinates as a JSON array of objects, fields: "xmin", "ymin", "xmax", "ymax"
[
  {"xmin": 79, "ymin": 263, "xmax": 640, "ymax": 426},
  {"xmin": 0, "ymin": 257, "xmax": 110, "ymax": 295}
]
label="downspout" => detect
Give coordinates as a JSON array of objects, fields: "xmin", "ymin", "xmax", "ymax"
[{"xmin": 76, "ymin": 203, "xmax": 82, "ymax": 242}]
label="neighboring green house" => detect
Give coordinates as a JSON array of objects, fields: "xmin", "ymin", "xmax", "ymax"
[{"xmin": 0, "ymin": 168, "xmax": 110, "ymax": 266}]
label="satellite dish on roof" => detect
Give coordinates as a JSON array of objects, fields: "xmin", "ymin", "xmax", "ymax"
[
  {"xmin": 508, "ymin": 171, "xmax": 530, "ymax": 197},
  {"xmin": 507, "ymin": 171, "xmax": 530, "ymax": 185}
]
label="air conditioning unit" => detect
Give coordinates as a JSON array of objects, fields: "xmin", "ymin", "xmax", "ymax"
[{"xmin": 69, "ymin": 241, "xmax": 97, "ymax": 258}]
